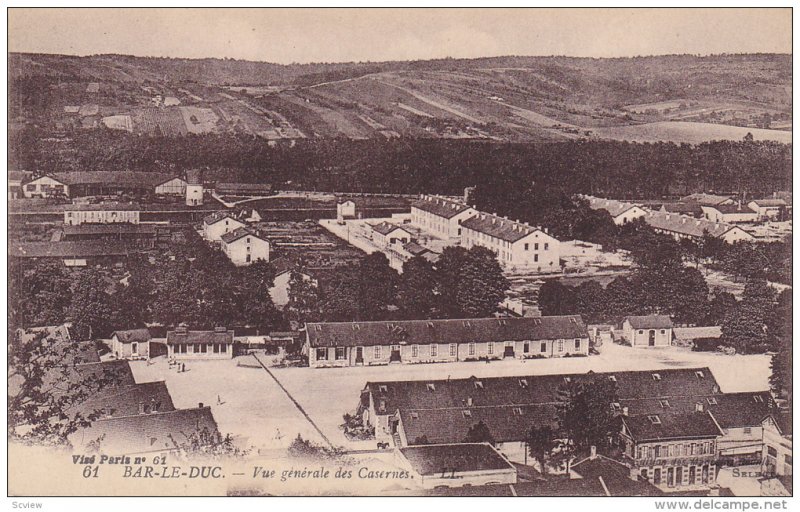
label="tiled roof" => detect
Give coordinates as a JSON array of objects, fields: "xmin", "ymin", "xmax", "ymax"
[
  {"xmin": 585, "ymin": 197, "xmax": 642, "ymax": 218},
  {"xmin": 8, "ymin": 241, "xmax": 138, "ymax": 258},
  {"xmin": 371, "ymin": 221, "xmax": 407, "ymax": 236},
  {"xmin": 202, "ymin": 211, "xmax": 241, "ymax": 226},
  {"xmin": 571, "ymin": 456, "xmax": 664, "ymax": 496},
  {"xmin": 702, "ymin": 204, "xmax": 757, "ymax": 215},
  {"xmin": 680, "ymin": 193, "xmax": 734, "ymax": 206},
  {"xmin": 71, "ymin": 406, "xmax": 219, "ymax": 455},
  {"xmin": 766, "ymin": 412, "xmax": 793, "ymax": 436},
  {"xmin": 750, "ymin": 199, "xmax": 787, "ymax": 207},
  {"xmin": 660, "ymin": 201, "xmax": 704, "ymax": 216},
  {"xmin": 220, "ymin": 226, "xmax": 268, "ymax": 244},
  {"xmin": 166, "ymin": 329, "xmax": 234, "ymax": 345},
  {"xmin": 15, "ymin": 324, "xmax": 100, "ymax": 364},
  {"xmin": 673, "ymin": 326, "xmax": 722, "ymax": 340},
  {"xmin": 625, "ymin": 315, "xmax": 673, "ymax": 329},
  {"xmin": 112, "ymin": 329, "xmax": 152, "ymax": 344},
  {"xmin": 644, "ymin": 210, "xmax": 743, "ymax": 239},
  {"xmin": 63, "ymin": 224, "xmax": 156, "ymax": 236},
  {"xmin": 460, "ymin": 213, "xmax": 546, "ymax": 243},
  {"xmin": 411, "ymin": 195, "xmax": 472, "ymax": 219},
  {"xmin": 398, "ymin": 443, "xmax": 515, "ymax": 476},
  {"xmin": 620, "ymin": 391, "xmax": 773, "ymax": 429},
  {"xmin": 215, "ymin": 182, "xmax": 273, "ymax": 194},
  {"xmin": 64, "ymin": 202, "xmax": 141, "ymax": 211},
  {"xmin": 622, "ymin": 411, "xmax": 723, "ymax": 442},
  {"xmin": 71, "ymin": 381, "xmax": 175, "ymax": 419},
  {"xmin": 403, "ymin": 241, "xmax": 430, "ymax": 256},
  {"xmin": 307, "ymin": 315, "xmax": 588, "ymax": 348},
  {"xmin": 46, "ymin": 172, "xmax": 178, "ymax": 188},
  {"xmin": 368, "ymin": 367, "xmax": 720, "ymax": 421}
]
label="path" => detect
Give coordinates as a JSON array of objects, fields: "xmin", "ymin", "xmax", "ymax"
[{"xmin": 252, "ymin": 353, "xmax": 335, "ymax": 448}]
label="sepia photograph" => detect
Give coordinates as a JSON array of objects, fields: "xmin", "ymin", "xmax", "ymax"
[{"xmin": 4, "ymin": 5, "xmax": 794, "ymax": 505}]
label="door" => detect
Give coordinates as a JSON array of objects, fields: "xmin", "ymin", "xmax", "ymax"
[
  {"xmin": 504, "ymin": 343, "xmax": 515, "ymax": 358},
  {"xmin": 654, "ymin": 468, "xmax": 661, "ymax": 485},
  {"xmin": 676, "ymin": 467, "xmax": 683, "ymax": 487},
  {"xmin": 667, "ymin": 467, "xmax": 675, "ymax": 487},
  {"xmin": 390, "ymin": 345, "xmax": 401, "ymax": 362},
  {"xmin": 355, "ymin": 347, "xmax": 364, "ymax": 364},
  {"xmin": 702, "ymin": 465, "xmax": 709, "ymax": 484},
  {"xmin": 648, "ymin": 330, "xmax": 656, "ymax": 346},
  {"xmin": 689, "ymin": 466, "xmax": 696, "ymax": 485}
]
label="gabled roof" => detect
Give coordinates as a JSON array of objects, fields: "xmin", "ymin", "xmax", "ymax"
[
  {"xmin": 367, "ymin": 367, "xmax": 720, "ymax": 420},
  {"xmin": 307, "ymin": 315, "xmax": 588, "ymax": 348},
  {"xmin": 622, "ymin": 411, "xmax": 723, "ymax": 442},
  {"xmin": 71, "ymin": 381, "xmax": 175, "ymax": 419},
  {"xmin": 203, "ymin": 211, "xmax": 242, "ymax": 226},
  {"xmin": 220, "ymin": 226, "xmax": 268, "ymax": 244},
  {"xmin": 166, "ymin": 329, "xmax": 234, "ymax": 345},
  {"xmin": 625, "ymin": 315, "xmax": 673, "ymax": 329},
  {"xmin": 620, "ymin": 391, "xmax": 773, "ymax": 429},
  {"xmin": 403, "ymin": 241, "xmax": 431, "ymax": 256},
  {"xmin": 112, "ymin": 329, "xmax": 152, "ymax": 344},
  {"xmin": 764, "ymin": 412, "xmax": 793, "ymax": 437},
  {"xmin": 43, "ymin": 172, "xmax": 178, "ymax": 188},
  {"xmin": 398, "ymin": 443, "xmax": 515, "ymax": 476},
  {"xmin": 673, "ymin": 326, "xmax": 722, "ymax": 341},
  {"xmin": 680, "ymin": 193, "xmax": 735, "ymax": 206},
  {"xmin": 461, "ymin": 213, "xmax": 549, "ymax": 243},
  {"xmin": 411, "ymin": 195, "xmax": 472, "ymax": 219},
  {"xmin": 584, "ymin": 197, "xmax": 644, "ymax": 218},
  {"xmin": 70, "ymin": 406, "xmax": 219, "ymax": 455},
  {"xmin": 571, "ymin": 456, "xmax": 664, "ymax": 496},
  {"xmin": 644, "ymin": 211, "xmax": 742, "ymax": 239},
  {"xmin": 371, "ymin": 221, "xmax": 409, "ymax": 236},
  {"xmin": 749, "ymin": 199, "xmax": 787, "ymax": 207},
  {"xmin": 63, "ymin": 224, "xmax": 156, "ymax": 237},
  {"xmin": 702, "ymin": 204, "xmax": 757, "ymax": 215},
  {"xmin": 215, "ymin": 182, "xmax": 273, "ymax": 194}
]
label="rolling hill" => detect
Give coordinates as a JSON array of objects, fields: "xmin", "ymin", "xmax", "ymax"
[{"xmin": 9, "ymin": 52, "xmax": 792, "ymax": 143}]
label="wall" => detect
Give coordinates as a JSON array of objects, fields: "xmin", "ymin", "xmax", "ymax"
[
  {"xmin": 168, "ymin": 342, "xmax": 233, "ymax": 359},
  {"xmin": 762, "ymin": 420, "xmax": 793, "ymax": 476},
  {"xmin": 223, "ymin": 236, "xmax": 270, "ymax": 266},
  {"xmin": 155, "ymin": 178, "xmax": 186, "ymax": 196},
  {"xmin": 632, "ymin": 438, "xmax": 718, "ymax": 488},
  {"xmin": 461, "ymin": 227, "xmax": 560, "ymax": 272},
  {"xmin": 111, "ymin": 335, "xmax": 150, "ymax": 360},
  {"xmin": 410, "ymin": 205, "xmax": 476, "ymax": 240},
  {"xmin": 615, "ymin": 207, "xmax": 648, "ymax": 225},
  {"xmin": 720, "ymin": 228, "xmax": 755, "ymax": 244},
  {"xmin": 186, "ymin": 184, "xmax": 204, "ymax": 206},
  {"xmin": 624, "ymin": 322, "xmax": 672, "ymax": 347},
  {"xmin": 24, "ymin": 177, "xmax": 69, "ymax": 198},
  {"xmin": 64, "ymin": 209, "xmax": 140, "ymax": 225}
]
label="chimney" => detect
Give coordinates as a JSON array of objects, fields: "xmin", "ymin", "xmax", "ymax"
[
  {"xmin": 467, "ymin": 397, "xmax": 473, "ymax": 407},
  {"xmin": 622, "ymin": 406, "xmax": 629, "ymax": 416},
  {"xmin": 138, "ymin": 402, "xmax": 146, "ymax": 415},
  {"xmin": 695, "ymin": 402, "xmax": 704, "ymax": 413},
  {"xmin": 198, "ymin": 402, "xmax": 204, "ymax": 409},
  {"xmin": 590, "ymin": 445, "xmax": 597, "ymax": 460}
]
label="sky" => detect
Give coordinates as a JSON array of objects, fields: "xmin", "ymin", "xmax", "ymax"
[{"xmin": 8, "ymin": 8, "xmax": 792, "ymax": 64}]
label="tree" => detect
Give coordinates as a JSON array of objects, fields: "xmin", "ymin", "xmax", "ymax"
[
  {"xmin": 720, "ymin": 280, "xmax": 776, "ymax": 354},
  {"xmin": 435, "ymin": 246, "xmax": 471, "ymax": 318},
  {"xmin": 454, "ymin": 246, "xmax": 510, "ymax": 318},
  {"xmin": 355, "ymin": 252, "xmax": 398, "ymax": 320},
  {"xmin": 556, "ymin": 377, "xmax": 619, "ymax": 452},
  {"xmin": 286, "ymin": 269, "xmax": 321, "ymax": 325},
  {"xmin": 463, "ymin": 420, "xmax": 495, "ymax": 445},
  {"xmin": 397, "ymin": 256, "xmax": 438, "ymax": 319},
  {"xmin": 8, "ymin": 328, "xmax": 123, "ymax": 446},
  {"xmin": 67, "ymin": 268, "xmax": 114, "ymax": 339},
  {"xmin": 538, "ymin": 281, "xmax": 579, "ymax": 316},
  {"xmin": 769, "ymin": 290, "xmax": 792, "ymax": 402},
  {"xmin": 703, "ymin": 290, "xmax": 737, "ymax": 326},
  {"xmin": 9, "ymin": 260, "xmax": 72, "ymax": 328},
  {"xmin": 238, "ymin": 260, "xmax": 283, "ymax": 333},
  {"xmin": 526, "ymin": 425, "xmax": 556, "ymax": 474}
]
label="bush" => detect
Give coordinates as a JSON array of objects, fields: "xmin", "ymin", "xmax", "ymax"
[
  {"xmin": 287, "ymin": 434, "xmax": 344, "ymax": 460},
  {"xmin": 691, "ymin": 337, "xmax": 723, "ymax": 352}
]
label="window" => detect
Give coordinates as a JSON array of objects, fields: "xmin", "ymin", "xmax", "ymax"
[
  {"xmin": 534, "ymin": 254, "xmax": 539, "ymax": 262},
  {"xmin": 660, "ymin": 399, "xmax": 670, "ymax": 408},
  {"xmin": 427, "ymin": 383, "xmax": 436, "ymax": 392},
  {"xmin": 316, "ymin": 347, "xmax": 328, "ymax": 360},
  {"xmin": 430, "ymin": 344, "xmax": 438, "ymax": 357},
  {"xmin": 611, "ymin": 402, "xmax": 621, "ymax": 412},
  {"xmin": 518, "ymin": 379, "xmax": 528, "ymax": 388},
  {"xmin": 26, "ymin": 184, "xmax": 36, "ymax": 191},
  {"xmin": 468, "ymin": 343, "xmax": 475, "ymax": 356},
  {"xmin": 336, "ymin": 347, "xmax": 346, "ymax": 360},
  {"xmin": 213, "ymin": 343, "xmax": 220, "ymax": 353},
  {"xmin": 743, "ymin": 427, "xmax": 752, "ymax": 435},
  {"xmin": 462, "ymin": 410, "xmax": 472, "ymax": 418},
  {"xmin": 534, "ymin": 243, "xmax": 539, "ymax": 250},
  {"xmin": 449, "ymin": 344, "xmax": 457, "ymax": 357},
  {"xmin": 524, "ymin": 243, "xmax": 529, "ymax": 250},
  {"xmin": 652, "ymin": 373, "xmax": 661, "ymax": 381},
  {"xmin": 574, "ymin": 339, "xmax": 581, "ymax": 350},
  {"xmin": 512, "ymin": 407, "xmax": 523, "ymax": 416},
  {"xmin": 199, "ymin": 343, "xmax": 207, "ymax": 353},
  {"xmin": 379, "ymin": 400, "xmax": 386, "ymax": 413},
  {"xmin": 695, "ymin": 371, "xmax": 705, "ymax": 379},
  {"xmin": 557, "ymin": 340, "xmax": 564, "ymax": 352},
  {"xmin": 374, "ymin": 346, "xmax": 382, "ymax": 359},
  {"xmin": 409, "ymin": 344, "xmax": 418, "ymax": 358},
  {"xmin": 487, "ymin": 342, "xmax": 493, "ymax": 355},
  {"xmin": 660, "ymin": 329, "xmax": 666, "ymax": 334},
  {"xmin": 378, "ymin": 385, "xmax": 388, "ymax": 392},
  {"xmin": 638, "ymin": 330, "xmax": 644, "ymax": 335},
  {"xmin": 540, "ymin": 342, "xmax": 547, "ymax": 353},
  {"xmin": 523, "ymin": 342, "xmax": 530, "ymax": 353},
  {"xmin": 706, "ymin": 397, "xmax": 717, "ymax": 405},
  {"xmin": 753, "ymin": 395, "xmax": 764, "ymax": 403},
  {"xmin": 609, "ymin": 375, "xmax": 617, "ymax": 382},
  {"xmin": 767, "ymin": 446, "xmax": 778, "ymax": 458},
  {"xmin": 246, "ymin": 254, "xmax": 251, "ymax": 263},
  {"xmin": 131, "ymin": 342, "xmax": 138, "ymax": 355},
  {"xmin": 648, "ymin": 415, "xmax": 661, "ymax": 425},
  {"xmin": 410, "ymin": 412, "xmax": 419, "ymax": 419},
  {"xmin": 474, "ymin": 381, "xmax": 484, "ymax": 390},
  {"xmin": 544, "ymin": 243, "xmax": 549, "ymax": 250}
]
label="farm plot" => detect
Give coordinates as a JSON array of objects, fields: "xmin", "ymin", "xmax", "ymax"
[
  {"xmin": 178, "ymin": 106, "xmax": 220, "ymax": 134},
  {"xmin": 131, "ymin": 107, "xmax": 189, "ymax": 136},
  {"xmin": 593, "ymin": 121, "xmax": 793, "ymax": 144}
]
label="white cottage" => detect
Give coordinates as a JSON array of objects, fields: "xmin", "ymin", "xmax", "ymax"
[
  {"xmin": 202, "ymin": 212, "xmax": 247, "ymax": 242},
  {"xmin": 220, "ymin": 227, "xmax": 270, "ymax": 266}
]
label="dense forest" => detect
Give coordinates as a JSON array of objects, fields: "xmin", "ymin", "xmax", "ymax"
[{"xmin": 10, "ymin": 130, "xmax": 792, "ymax": 199}]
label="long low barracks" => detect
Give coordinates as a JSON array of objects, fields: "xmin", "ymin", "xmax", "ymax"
[{"xmin": 303, "ymin": 315, "xmax": 589, "ymax": 368}]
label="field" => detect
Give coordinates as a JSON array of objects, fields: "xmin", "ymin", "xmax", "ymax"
[{"xmin": 593, "ymin": 121, "xmax": 793, "ymax": 144}]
